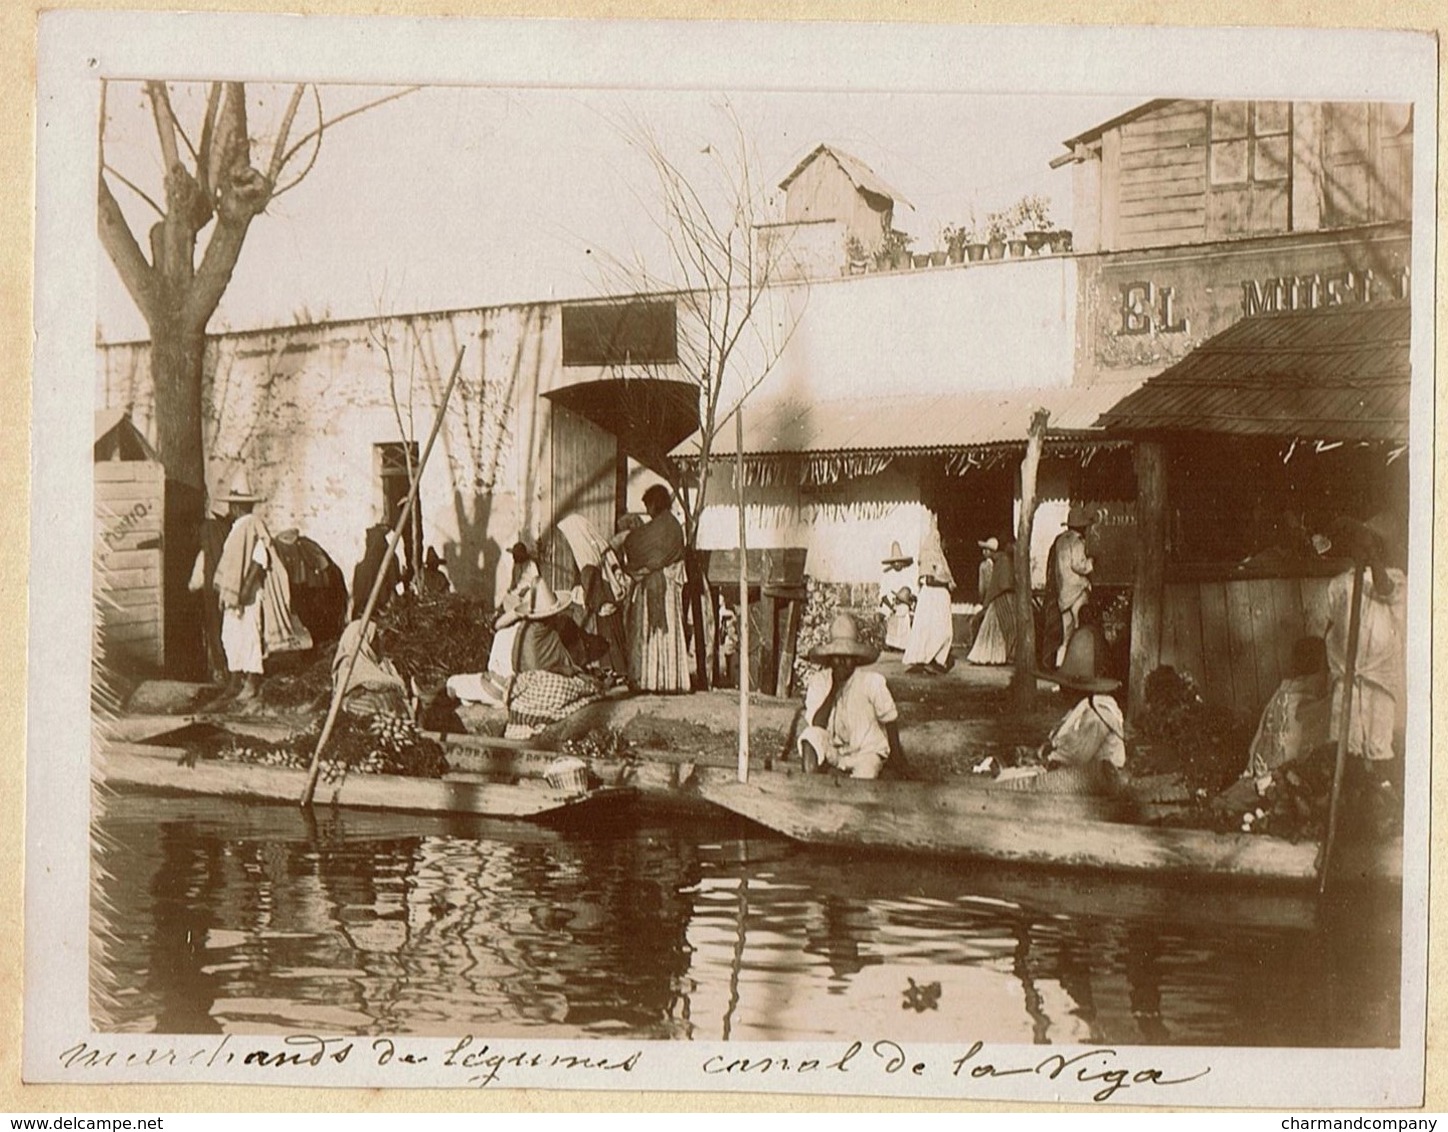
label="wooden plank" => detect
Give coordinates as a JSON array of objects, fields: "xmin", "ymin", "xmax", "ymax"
[
  {"xmin": 94, "ymin": 462, "xmax": 163, "ymax": 483},
  {"xmin": 96, "ymin": 566, "xmax": 160, "ymax": 590},
  {"xmin": 1301, "ymin": 575, "xmax": 1333, "ymax": 637},
  {"xmin": 1120, "ymin": 205, "xmax": 1208, "ymax": 228},
  {"xmin": 1121, "ymin": 146, "xmax": 1205, "ymax": 171},
  {"xmin": 1120, "ymin": 127, "xmax": 1208, "ymax": 155},
  {"xmin": 1196, "ymin": 581, "xmax": 1236, "ymax": 710},
  {"xmin": 100, "ymin": 602, "xmax": 161, "ymax": 628},
  {"xmin": 96, "ymin": 531, "xmax": 163, "ymax": 557},
  {"xmin": 1223, "ymin": 580, "xmax": 1261, "ymax": 719},
  {"xmin": 103, "ymin": 620, "xmax": 161, "ymax": 645},
  {"xmin": 1247, "ymin": 578, "xmax": 1282, "ymax": 706},
  {"xmin": 1118, "ymin": 196, "xmax": 1208, "ymax": 220},
  {"xmin": 1120, "ymin": 162, "xmax": 1210, "ymax": 187},
  {"xmin": 1119, "ymin": 105, "xmax": 1208, "ymax": 136},
  {"xmin": 96, "ymin": 581, "xmax": 162, "ymax": 608},
  {"xmin": 1160, "ymin": 582, "xmax": 1206, "ymax": 686},
  {"xmin": 1120, "ymin": 178, "xmax": 1208, "ymax": 203},
  {"xmin": 1270, "ymin": 577, "xmax": 1307, "ymax": 681},
  {"xmin": 96, "ymin": 548, "xmax": 161, "ymax": 573}
]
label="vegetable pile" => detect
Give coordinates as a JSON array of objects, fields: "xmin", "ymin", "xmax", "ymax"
[
  {"xmin": 374, "ymin": 592, "xmax": 496, "ymax": 684},
  {"xmin": 204, "ymin": 711, "xmax": 449, "ymax": 783}
]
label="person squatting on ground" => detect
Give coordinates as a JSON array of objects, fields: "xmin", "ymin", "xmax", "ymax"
[{"xmin": 798, "ymin": 613, "xmax": 905, "ymax": 780}]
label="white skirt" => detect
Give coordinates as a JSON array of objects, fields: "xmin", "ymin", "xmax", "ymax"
[
  {"xmin": 902, "ymin": 585, "xmax": 953, "ymax": 667},
  {"xmin": 220, "ymin": 599, "xmax": 265, "ymax": 675}
]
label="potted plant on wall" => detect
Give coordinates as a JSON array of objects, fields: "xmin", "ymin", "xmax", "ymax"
[
  {"xmin": 1019, "ymin": 194, "xmax": 1054, "ymax": 255},
  {"xmin": 876, "ymin": 229, "xmax": 914, "ymax": 271},
  {"xmin": 943, "ymin": 216, "xmax": 983, "ymax": 264},
  {"xmin": 984, "ymin": 210, "xmax": 1012, "ymax": 260},
  {"xmin": 845, "ymin": 234, "xmax": 870, "ymax": 275}
]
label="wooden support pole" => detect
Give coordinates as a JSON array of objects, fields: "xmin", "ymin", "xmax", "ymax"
[
  {"xmin": 1128, "ymin": 441, "xmax": 1167, "ymax": 719},
  {"xmin": 1319, "ymin": 560, "xmax": 1366, "ymax": 895},
  {"xmin": 300, "ymin": 347, "xmax": 466, "ymax": 809},
  {"xmin": 1011, "ymin": 409, "xmax": 1050, "ymax": 710},
  {"xmin": 736, "ymin": 404, "xmax": 750, "ymax": 783}
]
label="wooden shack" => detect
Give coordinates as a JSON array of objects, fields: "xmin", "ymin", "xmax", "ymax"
[
  {"xmin": 1100, "ymin": 302, "xmax": 1411, "ymax": 722},
  {"xmin": 94, "ymin": 409, "xmax": 166, "ymax": 674}
]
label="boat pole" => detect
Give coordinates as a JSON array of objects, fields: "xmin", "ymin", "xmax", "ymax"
[
  {"xmin": 736, "ymin": 401, "xmax": 750, "ymax": 783},
  {"xmin": 300, "ymin": 346, "xmax": 466, "ymax": 809},
  {"xmin": 1319, "ymin": 557, "xmax": 1366, "ymax": 895}
]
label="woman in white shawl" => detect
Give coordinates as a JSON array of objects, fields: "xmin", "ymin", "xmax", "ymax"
[{"xmin": 902, "ymin": 510, "xmax": 956, "ymax": 674}]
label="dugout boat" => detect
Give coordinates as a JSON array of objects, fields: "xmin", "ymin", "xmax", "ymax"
[
  {"xmin": 96, "ymin": 717, "xmax": 633, "ymax": 822},
  {"xmin": 683, "ymin": 765, "xmax": 1401, "ymax": 888}
]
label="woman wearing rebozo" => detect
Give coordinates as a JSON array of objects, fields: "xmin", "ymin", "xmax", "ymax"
[{"xmin": 622, "ymin": 484, "xmax": 691, "ymax": 693}]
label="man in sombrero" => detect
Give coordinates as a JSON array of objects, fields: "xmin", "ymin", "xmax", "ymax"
[
  {"xmin": 1039, "ymin": 625, "xmax": 1127, "ymax": 772},
  {"xmin": 798, "ymin": 613, "xmax": 904, "ymax": 780}
]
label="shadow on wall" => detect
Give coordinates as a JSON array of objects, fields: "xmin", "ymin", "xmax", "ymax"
[{"xmin": 432, "ymin": 305, "xmax": 550, "ymax": 604}]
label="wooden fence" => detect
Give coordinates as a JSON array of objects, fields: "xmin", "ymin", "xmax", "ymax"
[
  {"xmin": 95, "ymin": 460, "xmax": 166, "ymax": 672},
  {"xmin": 1156, "ymin": 570, "xmax": 1334, "ymax": 721}
]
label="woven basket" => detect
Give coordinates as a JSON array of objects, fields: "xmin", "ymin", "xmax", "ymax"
[{"xmin": 544, "ymin": 757, "xmax": 590, "ymax": 795}]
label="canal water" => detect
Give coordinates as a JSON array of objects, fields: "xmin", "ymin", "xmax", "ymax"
[{"xmin": 91, "ymin": 791, "xmax": 1402, "ymax": 1047}]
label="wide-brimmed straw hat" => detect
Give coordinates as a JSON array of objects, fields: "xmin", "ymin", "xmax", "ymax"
[
  {"xmin": 215, "ymin": 473, "xmax": 264, "ymax": 504},
  {"xmin": 808, "ymin": 613, "xmax": 879, "ymax": 664},
  {"xmin": 1040, "ymin": 626, "xmax": 1119, "ymax": 693},
  {"xmin": 882, "ymin": 541, "xmax": 913, "ymax": 569},
  {"xmin": 517, "ymin": 579, "xmax": 572, "ymax": 622},
  {"xmin": 978, "ymin": 537, "xmax": 999, "ymax": 551},
  {"xmin": 1064, "ymin": 505, "xmax": 1099, "ymax": 530}
]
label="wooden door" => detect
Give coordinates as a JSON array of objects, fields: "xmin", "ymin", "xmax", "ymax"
[{"xmin": 548, "ymin": 405, "xmax": 618, "ymax": 586}]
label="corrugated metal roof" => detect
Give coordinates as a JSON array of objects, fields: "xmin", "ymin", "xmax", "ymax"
[
  {"xmin": 779, "ymin": 144, "xmax": 913, "ymax": 209},
  {"xmin": 692, "ymin": 382, "xmax": 1145, "ymax": 459},
  {"xmin": 1095, "ymin": 303, "xmax": 1411, "ymax": 442}
]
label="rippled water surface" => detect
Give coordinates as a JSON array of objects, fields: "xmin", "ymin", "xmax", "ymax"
[{"xmin": 92, "ymin": 792, "xmax": 1401, "ymax": 1045}]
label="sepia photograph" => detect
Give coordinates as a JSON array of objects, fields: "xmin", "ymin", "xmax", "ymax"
[{"xmin": 26, "ymin": 13, "xmax": 1435, "ymax": 1108}]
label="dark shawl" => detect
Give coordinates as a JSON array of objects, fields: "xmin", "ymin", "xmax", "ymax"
[{"xmin": 624, "ymin": 510, "xmax": 685, "ymax": 624}]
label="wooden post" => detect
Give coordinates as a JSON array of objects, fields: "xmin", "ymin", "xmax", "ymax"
[
  {"xmin": 1320, "ymin": 560, "xmax": 1366, "ymax": 894},
  {"xmin": 300, "ymin": 347, "xmax": 466, "ymax": 809},
  {"xmin": 1128, "ymin": 441, "xmax": 1167, "ymax": 719},
  {"xmin": 736, "ymin": 405, "xmax": 750, "ymax": 783},
  {"xmin": 1011, "ymin": 409, "xmax": 1050, "ymax": 710}
]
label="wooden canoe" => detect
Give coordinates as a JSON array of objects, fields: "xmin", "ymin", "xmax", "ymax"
[
  {"xmin": 97, "ymin": 740, "xmax": 634, "ymax": 821},
  {"xmin": 686, "ymin": 766, "xmax": 1402, "ymax": 886}
]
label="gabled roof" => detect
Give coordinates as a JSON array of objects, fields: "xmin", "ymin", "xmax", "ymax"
[
  {"xmin": 94, "ymin": 408, "xmax": 159, "ymax": 461},
  {"xmin": 1059, "ymin": 99, "xmax": 1178, "ymax": 151},
  {"xmin": 1095, "ymin": 303, "xmax": 1411, "ymax": 442},
  {"xmin": 779, "ymin": 144, "xmax": 913, "ymax": 209}
]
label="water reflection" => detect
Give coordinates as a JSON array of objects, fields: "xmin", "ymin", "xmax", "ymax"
[{"xmin": 91, "ymin": 792, "xmax": 1400, "ymax": 1046}]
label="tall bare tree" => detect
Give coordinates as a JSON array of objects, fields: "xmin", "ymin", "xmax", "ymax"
[
  {"xmin": 97, "ymin": 80, "xmax": 417, "ymax": 494},
  {"xmin": 97, "ymin": 80, "xmax": 416, "ymax": 674},
  {"xmin": 593, "ymin": 106, "xmax": 807, "ymax": 687}
]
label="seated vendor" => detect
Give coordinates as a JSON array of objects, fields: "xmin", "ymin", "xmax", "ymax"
[
  {"xmin": 1039, "ymin": 626, "xmax": 1127, "ymax": 772},
  {"xmin": 1246, "ymin": 636, "xmax": 1331, "ymax": 779},
  {"xmin": 332, "ymin": 618, "xmax": 409, "ymax": 717},
  {"xmin": 503, "ymin": 580, "xmax": 603, "ymax": 740},
  {"xmin": 798, "ymin": 613, "xmax": 904, "ymax": 780}
]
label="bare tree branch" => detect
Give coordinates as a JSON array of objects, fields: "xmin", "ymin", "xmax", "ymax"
[
  {"xmin": 266, "ymin": 84, "xmax": 308, "ymax": 185},
  {"xmin": 97, "ymin": 172, "xmax": 157, "ymax": 322},
  {"xmin": 272, "ymin": 86, "xmax": 324, "ymax": 199},
  {"xmin": 276, "ymin": 86, "xmax": 422, "ymax": 175},
  {"xmin": 145, "ymin": 82, "xmax": 182, "ymax": 174},
  {"xmin": 196, "ymin": 82, "xmax": 222, "ymax": 200},
  {"xmin": 101, "ymin": 163, "xmax": 164, "ymax": 218}
]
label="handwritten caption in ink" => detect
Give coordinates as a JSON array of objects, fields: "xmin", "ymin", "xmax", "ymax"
[{"xmin": 59, "ymin": 1034, "xmax": 1210, "ymax": 1102}]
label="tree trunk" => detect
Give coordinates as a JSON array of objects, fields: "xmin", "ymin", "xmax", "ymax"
[
  {"xmin": 149, "ymin": 313, "xmax": 210, "ymax": 679},
  {"xmin": 1011, "ymin": 409, "xmax": 1050, "ymax": 710}
]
